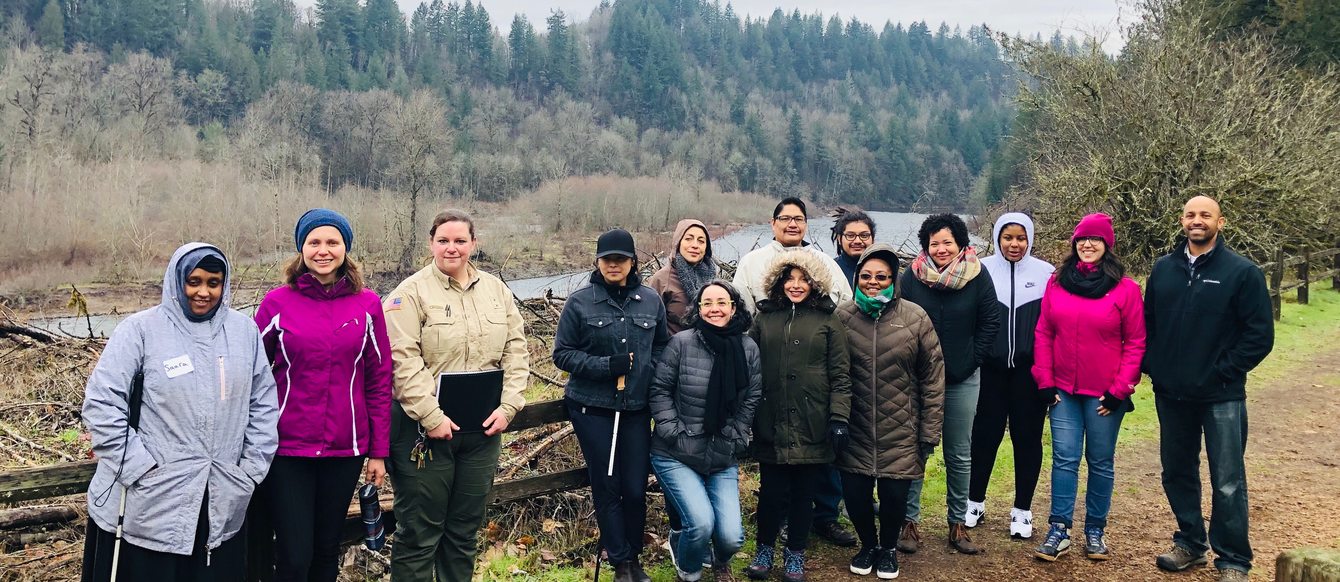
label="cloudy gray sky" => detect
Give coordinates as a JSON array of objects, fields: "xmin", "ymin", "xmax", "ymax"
[{"xmin": 298, "ymin": 0, "xmax": 1132, "ymax": 52}]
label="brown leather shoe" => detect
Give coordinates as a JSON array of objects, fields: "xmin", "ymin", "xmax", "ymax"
[
  {"xmin": 949, "ymin": 523, "xmax": 983, "ymax": 554},
  {"xmin": 896, "ymin": 521, "xmax": 920, "ymax": 553}
]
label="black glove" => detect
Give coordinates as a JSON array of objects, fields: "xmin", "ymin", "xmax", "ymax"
[
  {"xmin": 918, "ymin": 441, "xmax": 937, "ymax": 463},
  {"xmin": 828, "ymin": 421, "xmax": 850, "ymax": 455},
  {"xmin": 608, "ymin": 353, "xmax": 632, "ymax": 376},
  {"xmin": 1039, "ymin": 387, "xmax": 1059, "ymax": 406},
  {"xmin": 1097, "ymin": 391, "xmax": 1126, "ymax": 414}
]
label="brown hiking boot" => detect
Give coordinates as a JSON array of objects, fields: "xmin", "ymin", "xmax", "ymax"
[
  {"xmin": 949, "ymin": 523, "xmax": 983, "ymax": 554},
  {"xmin": 713, "ymin": 564, "xmax": 737, "ymax": 582},
  {"xmin": 896, "ymin": 521, "xmax": 921, "ymax": 553}
]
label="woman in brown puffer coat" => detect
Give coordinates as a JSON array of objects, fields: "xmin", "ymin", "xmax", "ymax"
[{"xmin": 834, "ymin": 244, "xmax": 946, "ymax": 579}]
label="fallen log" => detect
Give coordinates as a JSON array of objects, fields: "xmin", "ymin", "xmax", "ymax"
[{"xmin": 0, "ymin": 505, "xmax": 80, "ymax": 530}]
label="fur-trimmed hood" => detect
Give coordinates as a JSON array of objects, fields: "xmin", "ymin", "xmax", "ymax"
[{"xmin": 757, "ymin": 249, "xmax": 837, "ymax": 313}]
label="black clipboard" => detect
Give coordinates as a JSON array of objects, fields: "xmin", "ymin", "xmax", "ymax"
[{"xmin": 436, "ymin": 368, "xmax": 504, "ymax": 433}]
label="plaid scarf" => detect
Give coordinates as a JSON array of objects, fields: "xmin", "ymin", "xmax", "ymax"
[{"xmin": 910, "ymin": 246, "xmax": 982, "ymax": 291}]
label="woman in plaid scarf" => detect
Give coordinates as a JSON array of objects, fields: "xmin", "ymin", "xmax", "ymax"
[{"xmin": 892, "ymin": 213, "xmax": 1000, "ymax": 556}]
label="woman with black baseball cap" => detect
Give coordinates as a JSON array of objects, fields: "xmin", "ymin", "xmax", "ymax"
[{"xmin": 554, "ymin": 228, "xmax": 670, "ymax": 582}]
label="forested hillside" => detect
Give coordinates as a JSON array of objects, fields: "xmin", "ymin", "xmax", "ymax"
[{"xmin": 1, "ymin": 0, "xmax": 1017, "ymax": 209}]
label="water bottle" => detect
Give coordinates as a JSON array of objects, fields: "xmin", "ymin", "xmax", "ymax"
[{"xmin": 359, "ymin": 483, "xmax": 386, "ymax": 551}]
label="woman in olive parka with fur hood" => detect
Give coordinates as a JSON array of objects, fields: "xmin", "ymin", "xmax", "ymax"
[{"xmin": 746, "ymin": 250, "xmax": 852, "ymax": 582}]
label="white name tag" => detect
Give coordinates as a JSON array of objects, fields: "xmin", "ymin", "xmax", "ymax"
[{"xmin": 163, "ymin": 355, "xmax": 194, "ymax": 378}]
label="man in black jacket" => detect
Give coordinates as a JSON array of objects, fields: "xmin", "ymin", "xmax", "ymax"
[{"xmin": 1144, "ymin": 196, "xmax": 1273, "ymax": 582}]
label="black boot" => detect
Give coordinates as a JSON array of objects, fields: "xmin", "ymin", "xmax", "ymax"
[{"xmin": 613, "ymin": 560, "xmax": 638, "ymax": 582}]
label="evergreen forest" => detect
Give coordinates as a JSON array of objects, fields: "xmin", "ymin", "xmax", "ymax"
[{"xmin": 3, "ymin": 0, "xmax": 1030, "ymax": 209}]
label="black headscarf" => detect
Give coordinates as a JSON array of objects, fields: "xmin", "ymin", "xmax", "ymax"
[
  {"xmin": 695, "ymin": 311, "xmax": 750, "ymax": 435},
  {"xmin": 176, "ymin": 248, "xmax": 227, "ymax": 322}
]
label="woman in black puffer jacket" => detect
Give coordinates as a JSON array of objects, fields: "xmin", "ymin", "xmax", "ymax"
[{"xmin": 649, "ymin": 280, "xmax": 762, "ymax": 582}]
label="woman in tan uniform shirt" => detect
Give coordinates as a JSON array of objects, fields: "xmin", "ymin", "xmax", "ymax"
[{"xmin": 382, "ymin": 209, "xmax": 529, "ymax": 582}]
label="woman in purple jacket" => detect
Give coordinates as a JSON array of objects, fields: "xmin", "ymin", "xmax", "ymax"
[
  {"xmin": 251, "ymin": 209, "xmax": 394, "ymax": 581},
  {"xmin": 1032, "ymin": 213, "xmax": 1145, "ymax": 564}
]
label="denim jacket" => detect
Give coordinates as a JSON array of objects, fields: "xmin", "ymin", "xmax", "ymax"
[{"xmin": 554, "ymin": 272, "xmax": 670, "ymax": 411}]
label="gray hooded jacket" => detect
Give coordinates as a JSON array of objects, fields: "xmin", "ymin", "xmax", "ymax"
[{"xmin": 83, "ymin": 243, "xmax": 279, "ymax": 556}]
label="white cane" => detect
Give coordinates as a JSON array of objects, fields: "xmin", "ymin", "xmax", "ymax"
[
  {"xmin": 606, "ymin": 355, "xmax": 630, "ymax": 477},
  {"xmin": 110, "ymin": 484, "xmax": 127, "ymax": 581}
]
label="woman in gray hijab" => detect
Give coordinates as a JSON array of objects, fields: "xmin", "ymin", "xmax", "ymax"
[{"xmin": 81, "ymin": 242, "xmax": 279, "ymax": 582}]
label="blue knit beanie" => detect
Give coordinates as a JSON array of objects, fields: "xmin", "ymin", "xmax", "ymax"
[{"xmin": 294, "ymin": 208, "xmax": 354, "ymax": 252}]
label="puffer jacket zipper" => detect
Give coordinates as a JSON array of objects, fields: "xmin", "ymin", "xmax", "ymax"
[{"xmin": 870, "ymin": 311, "xmax": 879, "ymax": 477}]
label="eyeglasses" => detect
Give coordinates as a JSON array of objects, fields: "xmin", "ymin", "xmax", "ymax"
[
  {"xmin": 858, "ymin": 273, "xmax": 892, "ymax": 282},
  {"xmin": 698, "ymin": 300, "xmax": 735, "ymax": 309},
  {"xmin": 774, "ymin": 215, "xmax": 806, "ymax": 225},
  {"xmin": 842, "ymin": 232, "xmax": 873, "ymax": 242},
  {"xmin": 1076, "ymin": 236, "xmax": 1105, "ymax": 245}
]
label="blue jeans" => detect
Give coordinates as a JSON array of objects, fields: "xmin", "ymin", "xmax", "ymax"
[
  {"xmin": 650, "ymin": 455, "xmax": 745, "ymax": 579},
  {"xmin": 907, "ymin": 370, "xmax": 979, "ymax": 525},
  {"xmin": 1047, "ymin": 390, "xmax": 1125, "ymax": 529},
  {"xmin": 1156, "ymin": 397, "xmax": 1252, "ymax": 573}
]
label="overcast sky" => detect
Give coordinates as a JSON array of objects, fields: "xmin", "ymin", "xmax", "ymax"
[{"xmin": 296, "ymin": 0, "xmax": 1132, "ymax": 52}]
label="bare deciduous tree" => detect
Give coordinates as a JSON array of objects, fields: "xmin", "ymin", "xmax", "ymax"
[
  {"xmin": 388, "ymin": 89, "xmax": 452, "ymax": 271},
  {"xmin": 1001, "ymin": 0, "xmax": 1340, "ymax": 267}
]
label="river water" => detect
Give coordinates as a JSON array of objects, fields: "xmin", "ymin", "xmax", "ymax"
[{"xmin": 30, "ymin": 211, "xmax": 976, "ymax": 337}]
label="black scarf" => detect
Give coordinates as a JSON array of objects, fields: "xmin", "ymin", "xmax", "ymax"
[
  {"xmin": 1058, "ymin": 263, "xmax": 1118, "ymax": 299},
  {"xmin": 590, "ymin": 269, "xmax": 642, "ymax": 304},
  {"xmin": 695, "ymin": 313, "xmax": 750, "ymax": 435}
]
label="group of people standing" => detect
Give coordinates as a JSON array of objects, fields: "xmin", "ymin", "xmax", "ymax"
[{"xmin": 79, "ymin": 193, "xmax": 1272, "ymax": 582}]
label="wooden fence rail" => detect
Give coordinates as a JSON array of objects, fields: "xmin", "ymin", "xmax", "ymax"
[
  {"xmin": 0, "ymin": 399, "xmax": 584, "ymax": 506},
  {"xmin": 1261, "ymin": 244, "xmax": 1340, "ymax": 321},
  {"xmin": 0, "ymin": 398, "xmax": 591, "ymax": 573}
]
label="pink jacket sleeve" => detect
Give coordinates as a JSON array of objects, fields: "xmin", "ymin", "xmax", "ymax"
[
  {"xmin": 364, "ymin": 292, "xmax": 395, "ymax": 459},
  {"xmin": 1031, "ymin": 279, "xmax": 1057, "ymax": 390},
  {"xmin": 253, "ymin": 294, "xmax": 279, "ymax": 365},
  {"xmin": 1109, "ymin": 279, "xmax": 1146, "ymax": 400}
]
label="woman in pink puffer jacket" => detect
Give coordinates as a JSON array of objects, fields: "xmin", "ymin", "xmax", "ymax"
[{"xmin": 1031, "ymin": 213, "xmax": 1146, "ymax": 565}]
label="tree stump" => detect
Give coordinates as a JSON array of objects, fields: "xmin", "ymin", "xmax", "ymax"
[{"xmin": 1277, "ymin": 548, "xmax": 1340, "ymax": 582}]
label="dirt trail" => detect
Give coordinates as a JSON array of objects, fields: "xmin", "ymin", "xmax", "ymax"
[{"xmin": 797, "ymin": 348, "xmax": 1340, "ymax": 582}]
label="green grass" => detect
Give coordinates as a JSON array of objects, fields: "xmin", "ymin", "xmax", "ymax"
[{"xmin": 481, "ymin": 289, "xmax": 1340, "ymax": 581}]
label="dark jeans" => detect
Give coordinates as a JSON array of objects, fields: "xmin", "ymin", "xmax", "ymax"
[
  {"xmin": 567, "ymin": 399, "xmax": 651, "ymax": 564},
  {"xmin": 757, "ymin": 463, "xmax": 823, "ymax": 552},
  {"xmin": 252, "ymin": 455, "xmax": 364, "ymax": 582},
  {"xmin": 83, "ymin": 490, "xmax": 245, "ymax": 582},
  {"xmin": 389, "ymin": 404, "xmax": 503, "ymax": 582},
  {"xmin": 840, "ymin": 472, "xmax": 912, "ymax": 549},
  {"xmin": 970, "ymin": 364, "xmax": 1047, "ymax": 509},
  {"xmin": 1157, "ymin": 396, "xmax": 1252, "ymax": 573},
  {"xmin": 813, "ymin": 465, "xmax": 845, "ymax": 525}
]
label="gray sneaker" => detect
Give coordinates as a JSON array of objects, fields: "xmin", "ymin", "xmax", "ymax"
[
  {"xmin": 1155, "ymin": 544, "xmax": 1208, "ymax": 572},
  {"xmin": 1217, "ymin": 568, "xmax": 1249, "ymax": 582}
]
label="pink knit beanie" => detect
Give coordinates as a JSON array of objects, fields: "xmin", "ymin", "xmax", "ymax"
[{"xmin": 1072, "ymin": 213, "xmax": 1115, "ymax": 248}]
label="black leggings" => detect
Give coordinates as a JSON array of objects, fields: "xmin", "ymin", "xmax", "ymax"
[
  {"xmin": 253, "ymin": 455, "xmax": 364, "ymax": 582},
  {"xmin": 840, "ymin": 472, "xmax": 912, "ymax": 549},
  {"xmin": 969, "ymin": 364, "xmax": 1047, "ymax": 509},
  {"xmin": 567, "ymin": 400, "xmax": 651, "ymax": 564},
  {"xmin": 756, "ymin": 463, "xmax": 823, "ymax": 552}
]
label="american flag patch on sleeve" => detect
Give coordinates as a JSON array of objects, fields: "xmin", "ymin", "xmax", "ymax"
[{"xmin": 387, "ymin": 297, "xmax": 403, "ymax": 311}]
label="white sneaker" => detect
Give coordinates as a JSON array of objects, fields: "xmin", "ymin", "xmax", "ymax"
[
  {"xmin": 965, "ymin": 500, "xmax": 985, "ymax": 528},
  {"xmin": 1010, "ymin": 508, "xmax": 1034, "ymax": 539}
]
